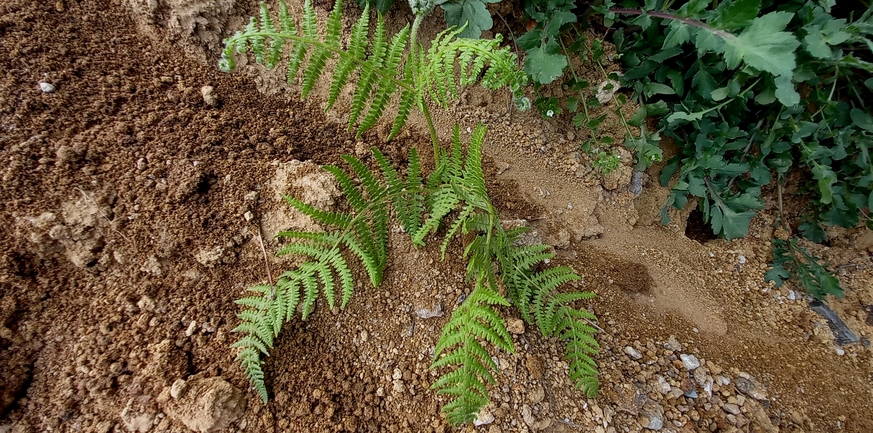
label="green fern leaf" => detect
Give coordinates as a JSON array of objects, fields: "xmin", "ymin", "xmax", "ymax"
[
  {"xmin": 327, "ymin": 4, "xmax": 370, "ymax": 109},
  {"xmin": 349, "ymin": 18, "xmax": 388, "ymax": 128},
  {"xmin": 358, "ymin": 26, "xmax": 410, "ymax": 135},
  {"xmin": 282, "ymin": 194, "xmax": 353, "ymax": 229}
]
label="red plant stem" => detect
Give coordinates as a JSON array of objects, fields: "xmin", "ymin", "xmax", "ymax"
[{"xmin": 609, "ymin": 8, "xmax": 735, "ymax": 40}]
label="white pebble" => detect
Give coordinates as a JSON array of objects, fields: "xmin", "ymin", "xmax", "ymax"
[
  {"xmin": 680, "ymin": 354, "xmax": 700, "ymax": 371},
  {"xmin": 624, "ymin": 346, "xmax": 643, "ymax": 360},
  {"xmin": 39, "ymin": 82, "xmax": 56, "ymax": 93}
]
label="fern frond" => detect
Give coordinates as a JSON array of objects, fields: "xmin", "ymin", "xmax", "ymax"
[
  {"xmin": 300, "ymin": 0, "xmax": 341, "ymax": 97},
  {"xmin": 327, "ymin": 4, "xmax": 369, "ymax": 109},
  {"xmin": 440, "ymin": 204, "xmax": 474, "ymax": 259},
  {"xmin": 236, "ymin": 347, "xmax": 269, "ymax": 403},
  {"xmin": 358, "ymin": 26, "xmax": 410, "ymax": 136},
  {"xmin": 282, "ymin": 194, "xmax": 353, "ymax": 229},
  {"xmin": 430, "ymin": 280, "xmax": 512, "ymax": 425},
  {"xmin": 349, "ymin": 17, "xmax": 388, "ymax": 129},
  {"xmin": 413, "ymin": 186, "xmax": 460, "ymax": 246},
  {"xmin": 232, "ymin": 153, "xmax": 402, "ymax": 404},
  {"xmin": 221, "ymin": 0, "xmax": 528, "ymax": 139}
]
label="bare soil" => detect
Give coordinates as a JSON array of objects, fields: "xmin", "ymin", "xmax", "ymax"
[{"xmin": 2, "ymin": 1, "xmax": 873, "ymax": 433}]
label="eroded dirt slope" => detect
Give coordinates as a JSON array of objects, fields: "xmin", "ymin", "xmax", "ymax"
[{"xmin": 2, "ymin": 1, "xmax": 873, "ymax": 433}]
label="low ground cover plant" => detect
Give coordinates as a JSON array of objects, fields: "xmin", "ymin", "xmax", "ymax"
[
  {"xmin": 598, "ymin": 0, "xmax": 871, "ymax": 299},
  {"xmin": 221, "ymin": 0, "xmax": 599, "ymax": 424}
]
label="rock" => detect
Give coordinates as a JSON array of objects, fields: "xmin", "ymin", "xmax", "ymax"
[
  {"xmin": 507, "ymin": 318, "xmax": 525, "ymax": 335},
  {"xmin": 624, "ymin": 346, "xmax": 643, "ymax": 360},
  {"xmin": 529, "ymin": 385, "xmax": 544, "ymax": 404},
  {"xmin": 601, "ymin": 165, "xmax": 633, "ymax": 191},
  {"xmin": 200, "ymin": 86, "xmax": 219, "ymax": 106},
  {"xmin": 630, "ymin": 170, "xmax": 644, "ymax": 195},
  {"xmin": 521, "ymin": 405, "xmax": 535, "ymax": 427},
  {"xmin": 596, "ymin": 77, "xmax": 621, "ymax": 104},
  {"xmin": 414, "ymin": 302, "xmax": 443, "ymax": 319},
  {"xmin": 185, "ymin": 321, "xmax": 197, "ymax": 337},
  {"xmin": 680, "ymin": 354, "xmax": 700, "ymax": 371},
  {"xmin": 194, "ymin": 247, "xmax": 224, "ymax": 267},
  {"xmin": 525, "ymin": 355, "xmax": 545, "ymax": 380},
  {"xmin": 170, "ymin": 379, "xmax": 188, "ymax": 399},
  {"xmin": 120, "ymin": 399, "xmax": 155, "ymax": 432},
  {"xmin": 664, "ymin": 335, "xmax": 682, "ymax": 352},
  {"xmin": 137, "ymin": 296, "xmax": 156, "ymax": 312},
  {"xmin": 656, "ymin": 377, "xmax": 671, "ymax": 394},
  {"xmin": 723, "ymin": 403, "xmax": 741, "ymax": 415},
  {"xmin": 750, "ymin": 405, "xmax": 778, "ymax": 432},
  {"xmin": 473, "ymin": 410, "xmax": 495, "ymax": 426},
  {"xmin": 693, "ymin": 367, "xmax": 709, "ymax": 386},
  {"xmin": 734, "ymin": 375, "xmax": 768, "ymax": 401},
  {"xmin": 639, "ymin": 400, "xmax": 664, "ymax": 430},
  {"xmin": 39, "ymin": 82, "xmax": 56, "ymax": 93},
  {"xmin": 158, "ymin": 376, "xmax": 246, "ymax": 433}
]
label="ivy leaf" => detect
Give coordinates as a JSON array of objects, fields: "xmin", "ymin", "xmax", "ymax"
[
  {"xmin": 442, "ymin": 0, "xmax": 495, "ymax": 39},
  {"xmin": 721, "ymin": 12, "xmax": 800, "ymax": 77},
  {"xmin": 525, "ymin": 47, "xmax": 567, "ymax": 84}
]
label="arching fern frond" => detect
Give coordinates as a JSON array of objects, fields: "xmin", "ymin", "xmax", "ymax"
[
  {"xmin": 497, "ymin": 229, "xmax": 601, "ymax": 397},
  {"xmin": 219, "ymin": 0, "xmax": 528, "ymax": 141},
  {"xmin": 430, "ymin": 275, "xmax": 512, "ymax": 425},
  {"xmin": 429, "ymin": 125, "xmax": 599, "ymax": 422},
  {"xmin": 232, "ymin": 154, "xmax": 395, "ymax": 404}
]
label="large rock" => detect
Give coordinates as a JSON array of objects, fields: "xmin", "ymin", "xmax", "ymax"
[{"xmin": 158, "ymin": 376, "xmax": 246, "ymax": 432}]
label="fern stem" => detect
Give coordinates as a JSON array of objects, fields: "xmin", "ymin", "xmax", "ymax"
[
  {"xmin": 409, "ymin": 14, "xmax": 425, "ymax": 77},
  {"xmin": 420, "ymin": 103, "xmax": 441, "ymax": 162}
]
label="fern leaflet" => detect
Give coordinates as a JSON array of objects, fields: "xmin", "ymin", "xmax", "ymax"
[{"xmin": 220, "ymin": 0, "xmax": 528, "ymax": 139}]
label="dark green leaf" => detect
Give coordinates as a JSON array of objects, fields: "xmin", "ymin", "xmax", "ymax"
[
  {"xmin": 711, "ymin": 0, "xmax": 761, "ymax": 30},
  {"xmin": 442, "ymin": 0, "xmax": 493, "ymax": 39},
  {"xmin": 525, "ymin": 47, "xmax": 567, "ymax": 84},
  {"xmin": 850, "ymin": 109, "xmax": 873, "ymax": 132},
  {"xmin": 721, "ymin": 12, "xmax": 800, "ymax": 77}
]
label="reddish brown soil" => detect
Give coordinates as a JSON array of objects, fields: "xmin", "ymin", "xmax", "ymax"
[{"xmin": 2, "ymin": 1, "xmax": 873, "ymax": 433}]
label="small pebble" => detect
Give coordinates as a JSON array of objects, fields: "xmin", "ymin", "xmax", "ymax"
[
  {"xmin": 680, "ymin": 354, "xmax": 700, "ymax": 371},
  {"xmin": 170, "ymin": 379, "xmax": 188, "ymax": 399},
  {"xmin": 624, "ymin": 346, "xmax": 643, "ymax": 360},
  {"xmin": 39, "ymin": 82, "xmax": 56, "ymax": 93}
]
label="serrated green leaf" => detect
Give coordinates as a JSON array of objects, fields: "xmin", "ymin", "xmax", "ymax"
[
  {"xmin": 517, "ymin": 29, "xmax": 542, "ymax": 50},
  {"xmin": 803, "ymin": 30, "xmax": 832, "ymax": 59},
  {"xmin": 711, "ymin": 0, "xmax": 761, "ymax": 30},
  {"xmin": 774, "ymin": 75, "xmax": 800, "ymax": 106},
  {"xmin": 442, "ymin": 0, "xmax": 493, "ymax": 39},
  {"xmin": 525, "ymin": 46, "xmax": 567, "ymax": 84},
  {"xmin": 721, "ymin": 12, "xmax": 800, "ymax": 77}
]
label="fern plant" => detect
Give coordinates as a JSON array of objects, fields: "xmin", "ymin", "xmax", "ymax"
[
  {"xmin": 220, "ymin": 0, "xmax": 529, "ymax": 157},
  {"xmin": 222, "ymin": 0, "xmax": 599, "ymax": 425}
]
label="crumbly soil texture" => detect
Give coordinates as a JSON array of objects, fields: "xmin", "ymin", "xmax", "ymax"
[{"xmin": 2, "ymin": 1, "xmax": 873, "ymax": 433}]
